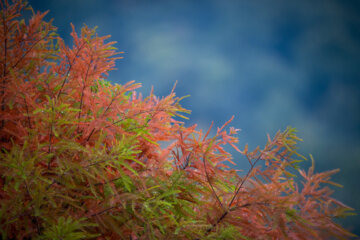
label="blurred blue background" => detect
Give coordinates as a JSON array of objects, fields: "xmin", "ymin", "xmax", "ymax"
[{"xmin": 29, "ymin": 0, "xmax": 360, "ymax": 235}]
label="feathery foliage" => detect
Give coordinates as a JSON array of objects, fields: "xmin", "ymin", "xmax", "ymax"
[{"xmin": 0, "ymin": 1, "xmax": 356, "ymax": 239}]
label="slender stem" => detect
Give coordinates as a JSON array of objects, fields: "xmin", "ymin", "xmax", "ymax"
[
  {"xmin": 78, "ymin": 86, "xmax": 86, "ymax": 116},
  {"xmin": 77, "ymin": 56, "xmax": 92, "ymax": 122},
  {"xmin": 84, "ymin": 90, "xmax": 122, "ymax": 143},
  {"xmin": 206, "ymin": 211, "xmax": 228, "ymax": 234},
  {"xmin": 9, "ymin": 33, "xmax": 48, "ymax": 73},
  {"xmin": 102, "ymin": 89, "xmax": 120, "ymax": 116},
  {"xmin": 23, "ymin": 96, "xmax": 32, "ymax": 129},
  {"xmin": 204, "ymin": 148, "xmax": 267, "ymax": 235},
  {"xmin": 1, "ymin": 4, "xmax": 7, "ymax": 130},
  {"xmin": 1, "ymin": 11, "xmax": 50, "ymax": 130},
  {"xmin": 56, "ymin": 42, "xmax": 85, "ymax": 99},
  {"xmin": 47, "ymin": 101, "xmax": 54, "ymax": 169},
  {"xmin": 24, "ymin": 180, "xmax": 41, "ymax": 234},
  {"xmin": 85, "ymin": 128, "xmax": 96, "ymax": 143},
  {"xmin": 76, "ymin": 55, "xmax": 94, "ymax": 135},
  {"xmin": 46, "ymin": 157, "xmax": 112, "ymax": 190},
  {"xmin": 228, "ymin": 152, "xmax": 263, "ymax": 208},
  {"xmin": 89, "ymin": 205, "xmax": 117, "ymax": 217},
  {"xmin": 203, "ymin": 154, "xmax": 224, "ymax": 210},
  {"xmin": 94, "ymin": 176, "xmax": 123, "ymax": 186},
  {"xmin": 181, "ymin": 153, "xmax": 191, "ymax": 170}
]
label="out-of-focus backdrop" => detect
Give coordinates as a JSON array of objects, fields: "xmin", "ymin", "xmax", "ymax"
[{"xmin": 29, "ymin": 0, "xmax": 360, "ymax": 234}]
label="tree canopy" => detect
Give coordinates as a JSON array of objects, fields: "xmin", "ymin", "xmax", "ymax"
[{"xmin": 0, "ymin": 1, "xmax": 356, "ymax": 239}]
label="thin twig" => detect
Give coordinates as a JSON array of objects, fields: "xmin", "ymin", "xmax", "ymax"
[
  {"xmin": 47, "ymin": 100, "xmax": 55, "ymax": 169},
  {"xmin": 9, "ymin": 32, "xmax": 50, "ymax": 74},
  {"xmin": 1, "ymin": 4, "xmax": 8, "ymax": 130},
  {"xmin": 84, "ymin": 108, "xmax": 162, "ymax": 143},
  {"xmin": 203, "ymin": 154, "xmax": 224, "ymax": 210},
  {"xmin": 228, "ymin": 152, "xmax": 263, "ymax": 208},
  {"xmin": 89, "ymin": 205, "xmax": 117, "ymax": 217},
  {"xmin": 23, "ymin": 96, "xmax": 32, "ymax": 129},
  {"xmin": 181, "ymin": 153, "xmax": 191, "ymax": 170},
  {"xmin": 46, "ymin": 157, "xmax": 114, "ymax": 190},
  {"xmin": 101, "ymin": 89, "xmax": 120, "ymax": 117},
  {"xmin": 77, "ymin": 56, "xmax": 92, "ymax": 121},
  {"xmin": 204, "ymin": 145, "xmax": 269, "ymax": 235},
  {"xmin": 24, "ymin": 180, "xmax": 41, "ymax": 234},
  {"xmin": 56, "ymin": 41, "xmax": 86, "ymax": 99},
  {"xmin": 76, "ymin": 56, "xmax": 93, "ymax": 133}
]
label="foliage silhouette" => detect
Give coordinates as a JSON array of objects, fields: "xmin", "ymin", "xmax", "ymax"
[{"xmin": 0, "ymin": 1, "xmax": 356, "ymax": 239}]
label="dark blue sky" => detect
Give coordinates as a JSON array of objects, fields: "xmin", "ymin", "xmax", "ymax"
[{"xmin": 29, "ymin": 0, "xmax": 360, "ymax": 234}]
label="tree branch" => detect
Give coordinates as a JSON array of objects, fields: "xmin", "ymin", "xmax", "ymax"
[
  {"xmin": 203, "ymin": 154, "xmax": 224, "ymax": 210},
  {"xmin": 56, "ymin": 41, "xmax": 86, "ymax": 99}
]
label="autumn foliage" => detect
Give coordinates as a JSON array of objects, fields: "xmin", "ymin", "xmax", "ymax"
[{"xmin": 0, "ymin": 1, "xmax": 356, "ymax": 239}]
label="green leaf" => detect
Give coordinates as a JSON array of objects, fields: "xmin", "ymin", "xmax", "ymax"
[
  {"xmin": 53, "ymin": 128, "xmax": 59, "ymax": 137},
  {"xmin": 156, "ymin": 190, "xmax": 181, "ymax": 200},
  {"xmin": 54, "ymin": 84, "xmax": 62, "ymax": 92},
  {"xmin": 8, "ymin": 99, "xmax": 14, "ymax": 110},
  {"xmin": 104, "ymin": 183, "xmax": 114, "ymax": 197},
  {"xmin": 33, "ymin": 108, "xmax": 44, "ymax": 114},
  {"xmin": 121, "ymin": 161, "xmax": 138, "ymax": 176}
]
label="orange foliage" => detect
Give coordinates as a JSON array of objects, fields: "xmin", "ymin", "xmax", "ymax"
[{"xmin": 0, "ymin": 1, "xmax": 356, "ymax": 239}]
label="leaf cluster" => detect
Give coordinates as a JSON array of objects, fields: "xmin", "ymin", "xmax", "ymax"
[{"xmin": 0, "ymin": 1, "xmax": 356, "ymax": 239}]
